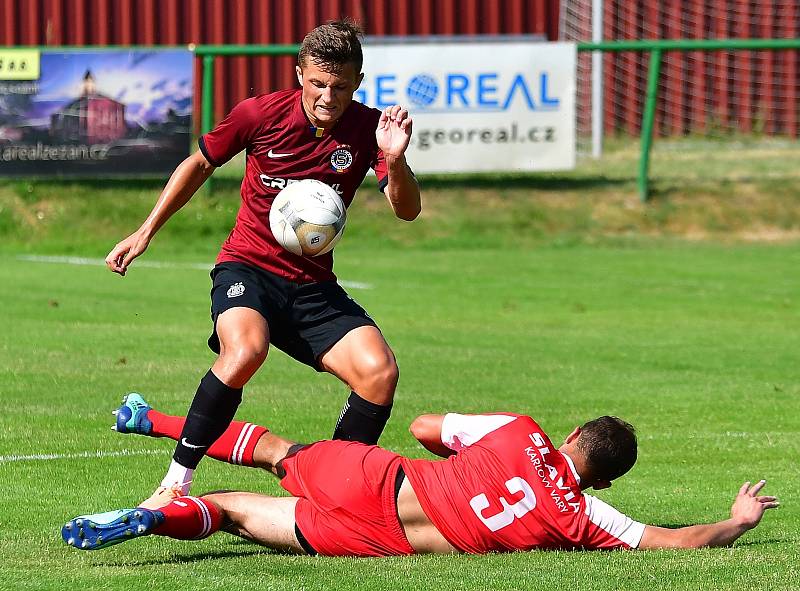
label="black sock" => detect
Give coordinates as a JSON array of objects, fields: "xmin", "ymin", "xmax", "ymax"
[
  {"xmin": 173, "ymin": 370, "xmax": 243, "ymax": 469},
  {"xmin": 332, "ymin": 391, "xmax": 392, "ymax": 445}
]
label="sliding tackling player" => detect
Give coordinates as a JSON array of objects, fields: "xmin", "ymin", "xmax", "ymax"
[{"xmin": 63, "ymin": 396, "xmax": 778, "ymax": 556}]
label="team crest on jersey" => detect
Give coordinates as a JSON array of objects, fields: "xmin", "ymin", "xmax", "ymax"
[
  {"xmin": 330, "ymin": 145, "xmax": 353, "ymax": 173},
  {"xmin": 227, "ymin": 282, "xmax": 245, "ymax": 298}
]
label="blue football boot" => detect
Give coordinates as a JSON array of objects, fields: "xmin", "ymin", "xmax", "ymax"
[
  {"xmin": 61, "ymin": 508, "xmax": 164, "ymax": 550},
  {"xmin": 112, "ymin": 393, "xmax": 153, "ymax": 435}
]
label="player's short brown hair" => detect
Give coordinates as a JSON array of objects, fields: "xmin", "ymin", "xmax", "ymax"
[
  {"xmin": 298, "ymin": 20, "xmax": 364, "ymax": 73},
  {"xmin": 578, "ymin": 416, "xmax": 637, "ymax": 482}
]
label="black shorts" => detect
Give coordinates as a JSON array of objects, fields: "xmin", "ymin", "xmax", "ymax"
[{"xmin": 208, "ymin": 262, "xmax": 377, "ymax": 370}]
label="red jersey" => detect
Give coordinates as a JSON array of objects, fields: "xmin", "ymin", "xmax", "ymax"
[
  {"xmin": 199, "ymin": 89, "xmax": 388, "ymax": 283},
  {"xmin": 401, "ymin": 414, "xmax": 645, "ymax": 554}
]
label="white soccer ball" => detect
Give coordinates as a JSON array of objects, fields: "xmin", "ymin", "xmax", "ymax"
[{"xmin": 268, "ymin": 179, "xmax": 346, "ymax": 257}]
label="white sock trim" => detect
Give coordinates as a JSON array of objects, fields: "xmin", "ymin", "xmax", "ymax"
[
  {"xmin": 231, "ymin": 423, "xmax": 256, "ymax": 465},
  {"xmin": 185, "ymin": 496, "xmax": 212, "ymax": 538}
]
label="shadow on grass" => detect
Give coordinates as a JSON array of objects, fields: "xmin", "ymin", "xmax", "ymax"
[
  {"xmin": 643, "ymin": 184, "xmax": 695, "ymax": 203},
  {"xmin": 4, "ymin": 173, "xmax": 631, "ymax": 194},
  {"xmin": 100, "ymin": 547, "xmax": 287, "ymax": 567},
  {"xmin": 730, "ymin": 538, "xmax": 787, "ymax": 547},
  {"xmin": 4, "ymin": 178, "xmax": 162, "ymax": 192},
  {"xmin": 91, "ymin": 538, "xmax": 789, "ymax": 567},
  {"xmin": 418, "ymin": 173, "xmax": 629, "ymax": 191}
]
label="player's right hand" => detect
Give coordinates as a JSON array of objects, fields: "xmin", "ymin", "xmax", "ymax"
[
  {"xmin": 730, "ymin": 480, "xmax": 779, "ymax": 530},
  {"xmin": 105, "ymin": 230, "xmax": 150, "ymax": 276}
]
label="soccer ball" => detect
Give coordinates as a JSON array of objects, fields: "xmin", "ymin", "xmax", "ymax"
[{"xmin": 269, "ymin": 179, "xmax": 346, "ymax": 257}]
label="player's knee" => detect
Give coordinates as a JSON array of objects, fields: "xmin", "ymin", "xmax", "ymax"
[
  {"xmin": 358, "ymin": 353, "xmax": 399, "ymax": 399},
  {"xmin": 381, "ymin": 359, "xmax": 400, "ymax": 392},
  {"xmin": 220, "ymin": 341, "xmax": 268, "ymax": 374},
  {"xmin": 196, "ymin": 492, "xmax": 227, "ymax": 515},
  {"xmin": 198, "ymin": 492, "xmax": 239, "ymax": 530}
]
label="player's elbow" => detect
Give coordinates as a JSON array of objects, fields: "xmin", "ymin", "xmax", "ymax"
[
  {"xmin": 189, "ymin": 149, "xmax": 216, "ymax": 175},
  {"xmin": 393, "ymin": 195, "xmax": 422, "ymax": 221},
  {"xmin": 409, "ymin": 414, "xmax": 436, "ymax": 440},
  {"xmin": 408, "ymin": 415, "xmax": 427, "ymax": 438},
  {"xmin": 395, "ymin": 204, "xmax": 421, "ymax": 221},
  {"xmin": 386, "ymin": 184, "xmax": 421, "ymax": 221}
]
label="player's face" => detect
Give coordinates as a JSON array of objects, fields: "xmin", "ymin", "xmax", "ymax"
[{"xmin": 296, "ymin": 60, "xmax": 363, "ymax": 129}]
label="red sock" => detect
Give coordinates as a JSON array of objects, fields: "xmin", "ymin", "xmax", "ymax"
[
  {"xmin": 147, "ymin": 410, "xmax": 184, "ymax": 439},
  {"xmin": 208, "ymin": 420, "xmax": 269, "ymax": 466},
  {"xmin": 153, "ymin": 496, "xmax": 222, "ymax": 540},
  {"xmin": 147, "ymin": 410, "xmax": 268, "ymax": 467}
]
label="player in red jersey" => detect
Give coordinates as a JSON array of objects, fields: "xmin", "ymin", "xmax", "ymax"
[
  {"xmin": 104, "ymin": 21, "xmax": 420, "ymax": 506},
  {"xmin": 64, "ymin": 398, "xmax": 778, "ymax": 555}
]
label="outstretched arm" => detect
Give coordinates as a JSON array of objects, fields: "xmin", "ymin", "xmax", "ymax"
[
  {"xmin": 638, "ymin": 480, "xmax": 779, "ymax": 549},
  {"xmin": 105, "ymin": 150, "xmax": 215, "ymax": 275},
  {"xmin": 376, "ymin": 105, "xmax": 421, "ymax": 221}
]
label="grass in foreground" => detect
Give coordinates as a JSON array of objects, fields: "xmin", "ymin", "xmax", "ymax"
[
  {"xmin": 1, "ymin": 241, "xmax": 798, "ymax": 590},
  {"xmin": 1, "ymin": 138, "xmax": 798, "ymax": 589}
]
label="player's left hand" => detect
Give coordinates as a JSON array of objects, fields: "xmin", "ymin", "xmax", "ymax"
[
  {"xmin": 730, "ymin": 480, "xmax": 779, "ymax": 530},
  {"xmin": 376, "ymin": 105, "xmax": 412, "ymax": 158}
]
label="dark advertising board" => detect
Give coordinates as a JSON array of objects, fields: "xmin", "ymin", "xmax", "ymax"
[{"xmin": 0, "ymin": 48, "xmax": 192, "ymax": 178}]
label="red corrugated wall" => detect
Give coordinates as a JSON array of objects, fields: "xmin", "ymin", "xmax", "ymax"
[
  {"xmin": 0, "ymin": 0, "xmax": 560, "ymax": 130},
  {"xmin": 600, "ymin": 0, "xmax": 799, "ymax": 137}
]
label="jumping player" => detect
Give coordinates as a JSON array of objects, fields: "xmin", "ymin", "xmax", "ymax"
[
  {"xmin": 104, "ymin": 21, "xmax": 420, "ymax": 505},
  {"xmin": 63, "ymin": 395, "xmax": 778, "ymax": 555}
]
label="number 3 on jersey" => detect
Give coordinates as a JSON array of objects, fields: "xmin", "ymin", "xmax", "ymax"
[{"xmin": 469, "ymin": 476, "xmax": 537, "ymax": 532}]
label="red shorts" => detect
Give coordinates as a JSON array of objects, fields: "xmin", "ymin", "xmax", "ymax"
[{"xmin": 280, "ymin": 440, "xmax": 414, "ymax": 557}]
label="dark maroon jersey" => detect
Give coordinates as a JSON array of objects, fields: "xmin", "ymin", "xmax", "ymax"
[{"xmin": 199, "ymin": 88, "xmax": 388, "ymax": 283}]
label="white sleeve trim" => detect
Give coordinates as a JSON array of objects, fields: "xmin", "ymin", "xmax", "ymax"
[
  {"xmin": 440, "ymin": 413, "xmax": 517, "ymax": 451},
  {"xmin": 584, "ymin": 494, "xmax": 646, "ymax": 549}
]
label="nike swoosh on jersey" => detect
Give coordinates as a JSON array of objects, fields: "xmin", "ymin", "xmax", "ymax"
[
  {"xmin": 268, "ymin": 149, "xmax": 294, "ymax": 158},
  {"xmin": 180, "ymin": 437, "xmax": 207, "ymax": 450}
]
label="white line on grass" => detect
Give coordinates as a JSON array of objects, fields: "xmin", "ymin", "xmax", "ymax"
[
  {"xmin": 17, "ymin": 254, "xmax": 212, "ymax": 271},
  {"xmin": 15, "ymin": 254, "xmax": 373, "ymax": 289},
  {"xmin": 0, "ymin": 448, "xmax": 170, "ymax": 463}
]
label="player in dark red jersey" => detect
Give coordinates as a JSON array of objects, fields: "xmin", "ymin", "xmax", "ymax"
[
  {"xmin": 104, "ymin": 21, "xmax": 420, "ymax": 506},
  {"xmin": 64, "ymin": 399, "xmax": 778, "ymax": 555}
]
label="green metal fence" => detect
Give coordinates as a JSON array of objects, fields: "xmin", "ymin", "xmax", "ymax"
[
  {"xmin": 195, "ymin": 38, "xmax": 800, "ymax": 201},
  {"xmin": 17, "ymin": 40, "xmax": 797, "ymax": 197},
  {"xmin": 574, "ymin": 39, "xmax": 800, "ymax": 200}
]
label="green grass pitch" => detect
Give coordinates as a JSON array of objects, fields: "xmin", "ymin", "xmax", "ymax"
[{"xmin": 1, "ymin": 239, "xmax": 798, "ymax": 590}]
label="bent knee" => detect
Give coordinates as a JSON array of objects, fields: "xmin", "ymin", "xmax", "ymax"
[
  {"xmin": 378, "ymin": 357, "xmax": 400, "ymax": 390},
  {"xmin": 216, "ymin": 342, "xmax": 269, "ymax": 385},
  {"xmin": 362, "ymin": 348, "xmax": 398, "ymax": 379},
  {"xmin": 354, "ymin": 353, "xmax": 399, "ymax": 401},
  {"xmin": 216, "ymin": 308, "xmax": 269, "ymax": 364},
  {"xmin": 221, "ymin": 342, "xmax": 268, "ymax": 367}
]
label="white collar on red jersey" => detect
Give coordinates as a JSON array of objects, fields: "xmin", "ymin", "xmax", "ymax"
[{"xmin": 561, "ymin": 452, "xmax": 581, "ymax": 485}]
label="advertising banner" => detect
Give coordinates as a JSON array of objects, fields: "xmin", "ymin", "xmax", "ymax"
[
  {"xmin": 0, "ymin": 49, "xmax": 192, "ymax": 178},
  {"xmin": 356, "ymin": 42, "xmax": 576, "ymax": 173}
]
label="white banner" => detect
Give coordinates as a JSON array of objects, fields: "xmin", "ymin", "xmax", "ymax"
[{"xmin": 356, "ymin": 42, "xmax": 576, "ymax": 173}]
